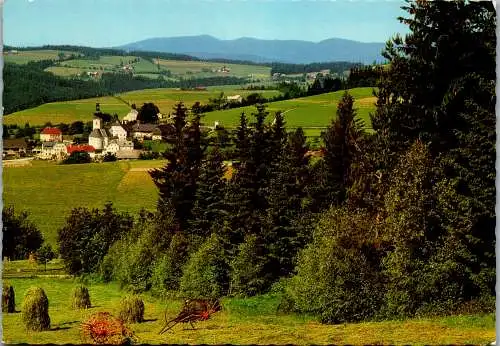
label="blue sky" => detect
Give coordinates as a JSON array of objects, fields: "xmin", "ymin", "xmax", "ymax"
[{"xmin": 4, "ymin": 0, "xmax": 409, "ymax": 47}]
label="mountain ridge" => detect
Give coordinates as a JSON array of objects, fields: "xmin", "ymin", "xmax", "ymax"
[{"xmin": 118, "ymin": 35, "xmax": 386, "ymax": 64}]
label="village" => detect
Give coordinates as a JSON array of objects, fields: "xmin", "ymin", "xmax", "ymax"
[{"xmin": 2, "ymin": 104, "xmax": 221, "ymax": 163}]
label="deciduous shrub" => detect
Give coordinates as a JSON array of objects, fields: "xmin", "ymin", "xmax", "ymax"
[
  {"xmin": 229, "ymin": 234, "xmax": 269, "ymax": 297},
  {"xmin": 81, "ymin": 312, "xmax": 135, "ymax": 345},
  {"xmin": 179, "ymin": 233, "xmax": 229, "ymax": 299},
  {"xmin": 2, "ymin": 284, "xmax": 15, "ymax": 313},
  {"xmin": 286, "ymin": 207, "xmax": 384, "ymax": 323},
  {"xmin": 21, "ymin": 287, "xmax": 50, "ymax": 331},
  {"xmin": 150, "ymin": 232, "xmax": 190, "ymax": 297},
  {"xmin": 118, "ymin": 295, "xmax": 145, "ymax": 323},
  {"xmin": 72, "ymin": 285, "xmax": 91, "ymax": 309}
]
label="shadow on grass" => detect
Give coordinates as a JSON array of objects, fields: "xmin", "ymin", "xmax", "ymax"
[
  {"xmin": 143, "ymin": 318, "xmax": 158, "ymax": 323},
  {"xmin": 51, "ymin": 326, "xmax": 71, "ymax": 331}
]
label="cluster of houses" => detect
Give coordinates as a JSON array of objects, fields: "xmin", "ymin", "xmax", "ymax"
[{"xmin": 3, "ymin": 106, "xmax": 180, "ymax": 161}]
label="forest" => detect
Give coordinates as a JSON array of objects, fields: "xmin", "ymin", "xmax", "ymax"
[{"xmin": 4, "ymin": 0, "xmax": 496, "ymax": 326}]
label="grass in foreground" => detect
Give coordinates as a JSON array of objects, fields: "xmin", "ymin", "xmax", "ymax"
[
  {"xmin": 3, "ymin": 160, "xmax": 166, "ymax": 247},
  {"xmin": 2, "ymin": 276, "xmax": 495, "ymax": 345}
]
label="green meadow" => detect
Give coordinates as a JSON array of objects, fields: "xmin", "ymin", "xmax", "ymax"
[
  {"xmin": 2, "ymin": 275, "xmax": 495, "ymax": 345},
  {"xmin": 203, "ymin": 87, "xmax": 377, "ymax": 130},
  {"xmin": 3, "ymin": 50, "xmax": 73, "ymax": 64},
  {"xmin": 4, "ymin": 87, "xmax": 281, "ymax": 126},
  {"xmin": 155, "ymin": 58, "xmax": 272, "ymax": 80},
  {"xmin": 2, "ymin": 160, "xmax": 166, "ymax": 247}
]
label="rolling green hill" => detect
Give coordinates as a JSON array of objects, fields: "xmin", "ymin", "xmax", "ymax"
[
  {"xmin": 3, "ymin": 160, "xmax": 166, "ymax": 247},
  {"xmin": 4, "ymin": 87, "xmax": 281, "ymax": 126},
  {"xmin": 203, "ymin": 87, "xmax": 377, "ymax": 131}
]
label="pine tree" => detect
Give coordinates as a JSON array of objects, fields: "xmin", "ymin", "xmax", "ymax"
[
  {"xmin": 189, "ymin": 147, "xmax": 227, "ymax": 238},
  {"xmin": 150, "ymin": 102, "xmax": 204, "ymax": 229},
  {"xmin": 371, "ymin": 0, "xmax": 496, "ymax": 300},
  {"xmin": 264, "ymin": 128, "xmax": 310, "ymax": 278},
  {"xmin": 312, "ymin": 91, "xmax": 364, "ymax": 209}
]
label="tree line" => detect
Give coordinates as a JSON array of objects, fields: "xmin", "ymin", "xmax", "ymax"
[{"xmin": 3, "ymin": 62, "xmax": 249, "ymax": 115}]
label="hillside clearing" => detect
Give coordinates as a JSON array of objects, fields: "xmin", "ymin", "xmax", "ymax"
[{"xmin": 2, "ymin": 160, "xmax": 166, "ymax": 247}]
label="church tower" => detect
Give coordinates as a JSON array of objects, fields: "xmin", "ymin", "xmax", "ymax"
[{"xmin": 93, "ymin": 117, "xmax": 102, "ymax": 130}]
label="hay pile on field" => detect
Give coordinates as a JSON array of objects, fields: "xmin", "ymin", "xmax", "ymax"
[
  {"xmin": 21, "ymin": 287, "xmax": 50, "ymax": 331},
  {"xmin": 71, "ymin": 285, "xmax": 91, "ymax": 309},
  {"xmin": 2, "ymin": 284, "xmax": 16, "ymax": 313},
  {"xmin": 118, "ymin": 295, "xmax": 145, "ymax": 323}
]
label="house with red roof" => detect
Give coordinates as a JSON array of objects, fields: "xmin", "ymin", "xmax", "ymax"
[
  {"xmin": 40, "ymin": 127, "xmax": 62, "ymax": 142},
  {"xmin": 66, "ymin": 144, "xmax": 96, "ymax": 155}
]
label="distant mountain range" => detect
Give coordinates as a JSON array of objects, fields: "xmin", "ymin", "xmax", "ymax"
[{"xmin": 118, "ymin": 35, "xmax": 386, "ymax": 64}]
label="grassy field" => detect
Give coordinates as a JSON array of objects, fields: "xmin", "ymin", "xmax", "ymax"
[
  {"xmin": 203, "ymin": 87, "xmax": 377, "ymax": 130},
  {"xmin": 3, "ymin": 160, "xmax": 166, "ymax": 247},
  {"xmin": 3, "ymin": 50, "xmax": 74, "ymax": 64},
  {"xmin": 4, "ymin": 87, "xmax": 281, "ymax": 126},
  {"xmin": 155, "ymin": 58, "xmax": 271, "ymax": 80},
  {"xmin": 2, "ymin": 276, "xmax": 495, "ymax": 345}
]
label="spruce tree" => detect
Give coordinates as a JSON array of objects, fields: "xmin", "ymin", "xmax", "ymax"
[
  {"xmin": 312, "ymin": 91, "xmax": 364, "ymax": 209},
  {"xmin": 370, "ymin": 0, "xmax": 496, "ymax": 300},
  {"xmin": 189, "ymin": 147, "xmax": 227, "ymax": 238},
  {"xmin": 264, "ymin": 128, "xmax": 310, "ymax": 278},
  {"xmin": 150, "ymin": 102, "xmax": 204, "ymax": 229}
]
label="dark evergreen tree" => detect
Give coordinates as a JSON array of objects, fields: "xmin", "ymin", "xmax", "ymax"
[
  {"xmin": 150, "ymin": 102, "xmax": 204, "ymax": 230},
  {"xmin": 189, "ymin": 147, "xmax": 227, "ymax": 238},
  {"xmin": 311, "ymin": 91, "xmax": 364, "ymax": 210},
  {"xmin": 370, "ymin": 0, "xmax": 496, "ymax": 301},
  {"xmin": 264, "ymin": 128, "xmax": 310, "ymax": 278}
]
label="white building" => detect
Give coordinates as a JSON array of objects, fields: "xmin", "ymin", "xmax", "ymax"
[
  {"xmin": 227, "ymin": 95, "xmax": 243, "ymax": 103},
  {"xmin": 39, "ymin": 142, "xmax": 67, "ymax": 160},
  {"xmin": 88, "ymin": 117, "xmax": 110, "ymax": 150},
  {"xmin": 110, "ymin": 122, "xmax": 127, "ymax": 141},
  {"xmin": 122, "ymin": 108, "xmax": 139, "ymax": 123}
]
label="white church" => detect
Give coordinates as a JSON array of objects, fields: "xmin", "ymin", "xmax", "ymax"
[{"xmin": 89, "ymin": 117, "xmax": 134, "ymax": 154}]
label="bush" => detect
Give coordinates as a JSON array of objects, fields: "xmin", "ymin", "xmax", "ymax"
[
  {"xmin": 118, "ymin": 295, "xmax": 145, "ymax": 323},
  {"xmin": 286, "ymin": 207, "xmax": 384, "ymax": 323},
  {"xmin": 35, "ymin": 244, "xmax": 55, "ymax": 270},
  {"xmin": 62, "ymin": 151, "xmax": 91, "ymax": 164},
  {"xmin": 229, "ymin": 234, "xmax": 269, "ymax": 297},
  {"xmin": 2, "ymin": 206, "xmax": 44, "ymax": 260},
  {"xmin": 81, "ymin": 312, "xmax": 135, "ymax": 345},
  {"xmin": 71, "ymin": 285, "xmax": 91, "ymax": 309},
  {"xmin": 150, "ymin": 232, "xmax": 190, "ymax": 297},
  {"xmin": 21, "ymin": 287, "xmax": 50, "ymax": 331},
  {"xmin": 58, "ymin": 203, "xmax": 134, "ymax": 275},
  {"xmin": 2, "ymin": 284, "xmax": 15, "ymax": 313},
  {"xmin": 101, "ymin": 211, "xmax": 178, "ymax": 293},
  {"xmin": 179, "ymin": 233, "xmax": 229, "ymax": 299},
  {"xmin": 103, "ymin": 152, "xmax": 117, "ymax": 162}
]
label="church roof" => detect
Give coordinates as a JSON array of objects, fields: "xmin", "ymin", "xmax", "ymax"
[{"xmin": 89, "ymin": 129, "xmax": 103, "ymax": 138}]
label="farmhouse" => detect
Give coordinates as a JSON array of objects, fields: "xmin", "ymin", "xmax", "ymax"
[
  {"xmin": 132, "ymin": 123, "xmax": 162, "ymax": 141},
  {"xmin": 227, "ymin": 95, "xmax": 243, "ymax": 103},
  {"xmin": 3, "ymin": 138, "xmax": 28, "ymax": 158},
  {"xmin": 122, "ymin": 108, "xmax": 139, "ymax": 123},
  {"xmin": 40, "ymin": 127, "xmax": 62, "ymax": 142},
  {"xmin": 109, "ymin": 121, "xmax": 128, "ymax": 141},
  {"xmin": 39, "ymin": 142, "xmax": 67, "ymax": 160}
]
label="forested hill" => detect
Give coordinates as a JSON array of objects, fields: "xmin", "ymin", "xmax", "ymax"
[
  {"xmin": 119, "ymin": 35, "xmax": 386, "ymax": 64},
  {"xmin": 3, "ymin": 61, "xmax": 247, "ymax": 115}
]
